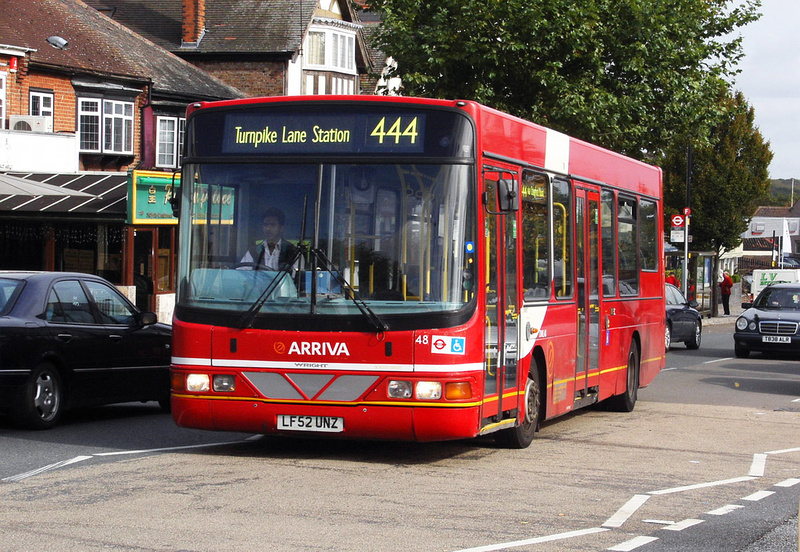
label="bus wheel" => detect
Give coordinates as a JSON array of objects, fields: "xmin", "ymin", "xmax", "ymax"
[
  {"xmin": 608, "ymin": 342, "xmax": 639, "ymax": 413},
  {"xmin": 495, "ymin": 368, "xmax": 541, "ymax": 449},
  {"xmin": 12, "ymin": 363, "xmax": 64, "ymax": 430}
]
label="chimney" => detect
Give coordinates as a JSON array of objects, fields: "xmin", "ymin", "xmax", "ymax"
[{"xmin": 182, "ymin": 0, "xmax": 205, "ymax": 45}]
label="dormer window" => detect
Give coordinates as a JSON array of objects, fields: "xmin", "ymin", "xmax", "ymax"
[
  {"xmin": 307, "ymin": 29, "xmax": 355, "ymax": 73},
  {"xmin": 78, "ymin": 97, "xmax": 134, "ymax": 155}
]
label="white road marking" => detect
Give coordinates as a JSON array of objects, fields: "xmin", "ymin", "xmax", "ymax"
[
  {"xmin": 765, "ymin": 446, "xmax": 800, "ymax": 455},
  {"xmin": 603, "ymin": 495, "xmax": 651, "ymax": 528},
  {"xmin": 649, "ymin": 476, "xmax": 755, "ymax": 495},
  {"xmin": 2, "ymin": 439, "xmax": 252, "ymax": 483},
  {"xmin": 775, "ymin": 478, "xmax": 800, "ymax": 487},
  {"xmin": 451, "ymin": 528, "xmax": 609, "ymax": 552},
  {"xmin": 707, "ymin": 505, "xmax": 744, "ymax": 515},
  {"xmin": 743, "ymin": 490, "xmax": 775, "ymax": 501},
  {"xmin": 643, "ymin": 519, "xmax": 675, "ymax": 525},
  {"xmin": 607, "ymin": 536, "xmax": 659, "ymax": 551},
  {"xmin": 748, "ymin": 453, "xmax": 767, "ymax": 477},
  {"xmin": 663, "ymin": 518, "xmax": 704, "ymax": 531},
  {"xmin": 2, "ymin": 455, "xmax": 94, "ymax": 482},
  {"xmin": 702, "ymin": 357, "xmax": 732, "ymax": 364}
]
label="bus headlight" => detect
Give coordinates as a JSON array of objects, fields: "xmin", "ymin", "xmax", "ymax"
[
  {"xmin": 388, "ymin": 380, "xmax": 413, "ymax": 398},
  {"xmin": 416, "ymin": 381, "xmax": 442, "ymax": 400},
  {"xmin": 213, "ymin": 375, "xmax": 236, "ymax": 392},
  {"xmin": 186, "ymin": 373, "xmax": 210, "ymax": 392}
]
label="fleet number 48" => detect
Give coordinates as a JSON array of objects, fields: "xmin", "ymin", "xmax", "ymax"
[{"xmin": 370, "ymin": 116, "xmax": 419, "ymax": 144}]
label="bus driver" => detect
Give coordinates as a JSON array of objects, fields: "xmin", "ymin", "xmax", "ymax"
[{"xmin": 240, "ymin": 208, "xmax": 299, "ymax": 271}]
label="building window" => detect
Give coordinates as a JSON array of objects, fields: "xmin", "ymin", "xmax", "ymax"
[
  {"xmin": 30, "ymin": 90, "xmax": 54, "ymax": 129},
  {"xmin": 305, "ymin": 28, "xmax": 356, "ymax": 73},
  {"xmin": 156, "ymin": 116, "xmax": 185, "ymax": 168},
  {"xmin": 78, "ymin": 98, "xmax": 134, "ymax": 155}
]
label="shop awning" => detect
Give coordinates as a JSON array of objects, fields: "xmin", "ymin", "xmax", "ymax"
[{"xmin": 0, "ymin": 172, "xmax": 127, "ymax": 216}]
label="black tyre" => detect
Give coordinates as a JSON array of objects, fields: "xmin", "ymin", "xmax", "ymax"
[
  {"xmin": 685, "ymin": 321, "xmax": 702, "ymax": 350},
  {"xmin": 734, "ymin": 345, "xmax": 750, "ymax": 358},
  {"xmin": 495, "ymin": 365, "xmax": 541, "ymax": 449},
  {"xmin": 608, "ymin": 342, "xmax": 639, "ymax": 412},
  {"xmin": 665, "ymin": 322, "xmax": 672, "ymax": 352},
  {"xmin": 12, "ymin": 363, "xmax": 64, "ymax": 430}
]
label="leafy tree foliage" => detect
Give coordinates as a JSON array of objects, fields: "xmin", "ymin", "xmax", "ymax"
[
  {"xmin": 367, "ymin": 0, "xmax": 761, "ymax": 159},
  {"xmin": 661, "ymin": 91, "xmax": 772, "ymax": 253}
]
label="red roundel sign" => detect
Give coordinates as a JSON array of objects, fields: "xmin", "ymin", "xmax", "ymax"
[{"xmin": 671, "ymin": 214, "xmax": 684, "ymax": 227}]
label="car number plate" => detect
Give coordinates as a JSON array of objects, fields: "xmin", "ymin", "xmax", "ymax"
[
  {"xmin": 277, "ymin": 415, "xmax": 344, "ymax": 433},
  {"xmin": 762, "ymin": 335, "xmax": 791, "ymax": 343}
]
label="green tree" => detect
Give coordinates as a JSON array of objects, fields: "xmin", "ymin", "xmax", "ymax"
[
  {"xmin": 661, "ymin": 91, "xmax": 772, "ymax": 253},
  {"xmin": 367, "ymin": 0, "xmax": 761, "ymax": 160}
]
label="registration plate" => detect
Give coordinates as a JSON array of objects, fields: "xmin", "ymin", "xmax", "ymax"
[
  {"xmin": 277, "ymin": 415, "xmax": 344, "ymax": 433},
  {"xmin": 762, "ymin": 335, "xmax": 791, "ymax": 343}
]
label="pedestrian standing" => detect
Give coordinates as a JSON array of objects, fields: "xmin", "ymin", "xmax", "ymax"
[{"xmin": 719, "ymin": 270, "xmax": 733, "ymax": 316}]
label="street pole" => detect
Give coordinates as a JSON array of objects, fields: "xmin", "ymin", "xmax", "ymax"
[{"xmin": 683, "ymin": 144, "xmax": 692, "ymax": 297}]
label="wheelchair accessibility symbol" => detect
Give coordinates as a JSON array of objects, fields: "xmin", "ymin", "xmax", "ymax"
[{"xmin": 430, "ymin": 336, "xmax": 466, "ymax": 355}]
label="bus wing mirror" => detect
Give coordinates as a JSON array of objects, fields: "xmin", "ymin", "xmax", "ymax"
[
  {"xmin": 498, "ymin": 178, "xmax": 519, "ymax": 212},
  {"xmin": 169, "ymin": 172, "xmax": 181, "ymax": 217}
]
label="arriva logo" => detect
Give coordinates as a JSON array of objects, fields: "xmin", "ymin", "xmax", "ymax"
[{"xmin": 283, "ymin": 341, "xmax": 351, "ymax": 356}]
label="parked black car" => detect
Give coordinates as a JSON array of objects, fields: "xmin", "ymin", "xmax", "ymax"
[
  {"xmin": 734, "ymin": 283, "xmax": 800, "ymax": 358},
  {"xmin": 665, "ymin": 283, "xmax": 702, "ymax": 351},
  {"xmin": 0, "ymin": 271, "xmax": 171, "ymax": 429}
]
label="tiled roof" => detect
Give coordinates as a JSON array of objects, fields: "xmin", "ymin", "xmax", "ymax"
[
  {"xmin": 84, "ymin": 0, "xmax": 334, "ymax": 55},
  {"xmin": 0, "ymin": 0, "xmax": 243, "ymax": 100},
  {"xmin": 753, "ymin": 206, "xmax": 791, "ymax": 217}
]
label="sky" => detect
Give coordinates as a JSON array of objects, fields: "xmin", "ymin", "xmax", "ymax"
[{"xmin": 731, "ymin": 0, "xmax": 800, "ymax": 180}]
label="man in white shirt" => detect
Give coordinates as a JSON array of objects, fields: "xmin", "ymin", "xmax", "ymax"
[{"xmin": 240, "ymin": 208, "xmax": 299, "ymax": 270}]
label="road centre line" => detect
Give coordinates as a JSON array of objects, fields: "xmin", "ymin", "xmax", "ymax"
[
  {"xmin": 707, "ymin": 504, "xmax": 745, "ymax": 515},
  {"xmin": 607, "ymin": 536, "xmax": 659, "ymax": 551},
  {"xmin": 451, "ymin": 528, "xmax": 609, "ymax": 552},
  {"xmin": 742, "ymin": 490, "xmax": 775, "ymax": 501},
  {"xmin": 662, "ymin": 518, "xmax": 704, "ymax": 531},
  {"xmin": 775, "ymin": 478, "xmax": 800, "ymax": 487}
]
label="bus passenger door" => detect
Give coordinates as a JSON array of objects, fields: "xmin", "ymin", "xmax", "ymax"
[
  {"xmin": 482, "ymin": 173, "xmax": 520, "ymax": 425},
  {"xmin": 575, "ymin": 188, "xmax": 601, "ymax": 405}
]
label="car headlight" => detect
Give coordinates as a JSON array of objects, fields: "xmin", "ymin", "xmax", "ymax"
[{"xmin": 735, "ymin": 317, "xmax": 756, "ymax": 331}]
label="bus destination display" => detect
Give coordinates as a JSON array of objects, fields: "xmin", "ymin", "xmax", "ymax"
[{"xmin": 221, "ymin": 112, "xmax": 427, "ymax": 155}]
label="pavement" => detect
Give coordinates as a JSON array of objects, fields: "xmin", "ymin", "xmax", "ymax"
[{"xmin": 700, "ymin": 283, "xmax": 744, "ymax": 326}]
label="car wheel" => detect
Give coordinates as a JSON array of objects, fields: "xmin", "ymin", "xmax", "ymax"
[
  {"xmin": 665, "ymin": 322, "xmax": 672, "ymax": 352},
  {"xmin": 686, "ymin": 320, "xmax": 702, "ymax": 350},
  {"xmin": 12, "ymin": 363, "xmax": 64, "ymax": 430},
  {"xmin": 607, "ymin": 342, "xmax": 639, "ymax": 412},
  {"xmin": 734, "ymin": 344, "xmax": 750, "ymax": 358},
  {"xmin": 495, "ymin": 362, "xmax": 541, "ymax": 449}
]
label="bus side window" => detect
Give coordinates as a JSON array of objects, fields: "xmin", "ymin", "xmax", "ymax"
[
  {"xmin": 521, "ymin": 171, "xmax": 550, "ymax": 301},
  {"xmin": 618, "ymin": 196, "xmax": 639, "ymax": 295},
  {"xmin": 601, "ymin": 190, "xmax": 616, "ymax": 296},
  {"xmin": 552, "ymin": 177, "xmax": 573, "ymax": 298}
]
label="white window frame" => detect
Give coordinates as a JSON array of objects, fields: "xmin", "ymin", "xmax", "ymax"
[
  {"xmin": 29, "ymin": 90, "xmax": 54, "ymax": 127},
  {"xmin": 78, "ymin": 98, "xmax": 101, "ymax": 153},
  {"xmin": 77, "ymin": 97, "xmax": 135, "ymax": 155},
  {"xmin": 156, "ymin": 115, "xmax": 186, "ymax": 169},
  {"xmin": 304, "ymin": 27, "xmax": 357, "ymax": 74},
  {"xmin": 103, "ymin": 99, "xmax": 134, "ymax": 155}
]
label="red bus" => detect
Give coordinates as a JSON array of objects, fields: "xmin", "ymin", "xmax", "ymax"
[{"xmin": 170, "ymin": 96, "xmax": 665, "ymax": 448}]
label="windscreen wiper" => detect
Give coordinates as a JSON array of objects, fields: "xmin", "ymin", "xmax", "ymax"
[
  {"xmin": 310, "ymin": 248, "xmax": 388, "ymax": 333},
  {"xmin": 235, "ymin": 246, "xmax": 305, "ymax": 329}
]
